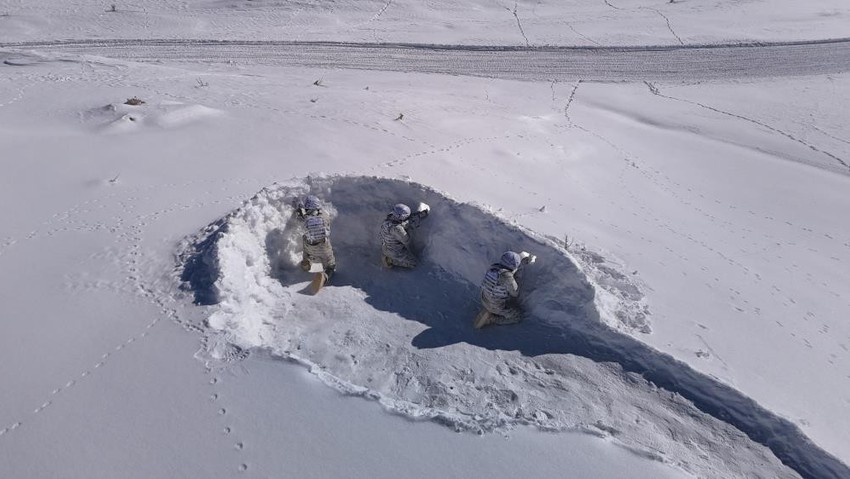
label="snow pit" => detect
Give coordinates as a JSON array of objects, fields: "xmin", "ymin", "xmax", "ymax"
[{"xmin": 178, "ymin": 175, "xmax": 846, "ymax": 479}]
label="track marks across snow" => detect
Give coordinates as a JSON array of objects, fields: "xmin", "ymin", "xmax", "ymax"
[
  {"xmin": 0, "ymin": 175, "xmax": 263, "ymax": 440},
  {"xmin": 561, "ymin": 93, "xmax": 849, "ymax": 378},
  {"xmin": 645, "ymin": 82, "xmax": 850, "ymax": 174},
  {"xmin": 4, "ymin": 38, "xmax": 850, "ymax": 81},
  {"xmin": 0, "ymin": 314, "xmax": 164, "ymax": 440},
  {"xmin": 207, "ymin": 372, "xmax": 250, "ymax": 474}
]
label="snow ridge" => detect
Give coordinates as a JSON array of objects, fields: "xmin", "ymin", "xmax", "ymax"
[{"xmin": 179, "ymin": 175, "xmax": 847, "ymax": 478}]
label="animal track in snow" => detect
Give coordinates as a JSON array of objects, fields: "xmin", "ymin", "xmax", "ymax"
[
  {"xmin": 374, "ymin": 134, "xmax": 517, "ymax": 170},
  {"xmin": 0, "ymin": 311, "xmax": 165, "ymax": 439},
  {"xmin": 207, "ymin": 372, "xmax": 249, "ymax": 472},
  {"xmin": 0, "ymin": 422, "xmax": 22, "ymax": 437}
]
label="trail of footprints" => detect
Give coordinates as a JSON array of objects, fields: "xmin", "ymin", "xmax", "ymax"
[
  {"xmin": 0, "ymin": 75, "xmax": 35, "ymax": 109},
  {"xmin": 620, "ymin": 157, "xmax": 847, "ymax": 309},
  {"xmin": 0, "ymin": 195, "xmax": 119, "ymax": 258},
  {"xmin": 588, "ymin": 124, "xmax": 848, "ymax": 362},
  {"xmin": 558, "ymin": 105, "xmax": 848, "ymax": 362},
  {"xmin": 0, "ymin": 314, "xmax": 163, "ymax": 438},
  {"xmin": 376, "ymin": 133, "xmax": 520, "ymax": 171},
  {"xmin": 0, "ymin": 176, "xmax": 262, "ymax": 260},
  {"xmin": 216, "ymin": 87, "xmax": 426, "ymax": 147},
  {"xmin": 0, "ymin": 177, "xmax": 262, "ymax": 439},
  {"xmin": 208, "ymin": 373, "xmax": 249, "ymax": 474},
  {"xmin": 569, "ymin": 114, "xmax": 850, "ymax": 361},
  {"xmin": 559, "ymin": 90, "xmax": 847, "ymax": 254}
]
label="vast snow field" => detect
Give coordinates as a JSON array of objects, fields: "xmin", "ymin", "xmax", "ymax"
[{"xmin": 2, "ymin": 1, "xmax": 849, "ymax": 478}]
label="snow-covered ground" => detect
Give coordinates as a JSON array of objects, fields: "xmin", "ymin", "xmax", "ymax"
[
  {"xmin": 1, "ymin": 0, "xmax": 849, "ymax": 45},
  {"xmin": 2, "ymin": 1, "xmax": 849, "ymax": 478}
]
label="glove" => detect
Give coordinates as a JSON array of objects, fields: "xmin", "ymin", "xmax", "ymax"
[
  {"xmin": 291, "ymin": 197, "xmax": 305, "ymax": 217},
  {"xmin": 415, "ymin": 202, "xmax": 430, "ymax": 219},
  {"xmin": 408, "ymin": 202, "xmax": 430, "ymax": 228},
  {"xmin": 519, "ymin": 251, "xmax": 536, "ymax": 265}
]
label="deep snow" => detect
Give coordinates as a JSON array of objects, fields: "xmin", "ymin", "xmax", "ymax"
[
  {"xmin": 2, "ymin": 1, "xmax": 850, "ymax": 478},
  {"xmin": 180, "ymin": 175, "xmax": 847, "ymax": 477}
]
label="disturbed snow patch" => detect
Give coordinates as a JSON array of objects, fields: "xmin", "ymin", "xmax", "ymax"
[
  {"xmin": 565, "ymin": 242, "xmax": 653, "ymax": 334},
  {"xmin": 81, "ymin": 100, "xmax": 223, "ymax": 133},
  {"xmin": 176, "ymin": 176, "xmax": 819, "ymax": 478}
]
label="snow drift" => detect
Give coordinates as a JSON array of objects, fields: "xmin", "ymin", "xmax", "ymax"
[
  {"xmin": 178, "ymin": 175, "xmax": 847, "ymax": 479},
  {"xmin": 81, "ymin": 100, "xmax": 224, "ymax": 134}
]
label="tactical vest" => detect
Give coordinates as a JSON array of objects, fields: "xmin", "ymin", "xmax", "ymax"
[
  {"xmin": 304, "ymin": 213, "xmax": 328, "ymax": 244},
  {"xmin": 481, "ymin": 266, "xmax": 509, "ymax": 300},
  {"xmin": 380, "ymin": 217, "xmax": 404, "ymax": 246}
]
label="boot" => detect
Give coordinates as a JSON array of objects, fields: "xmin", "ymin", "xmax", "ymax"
[{"xmin": 473, "ymin": 310, "xmax": 496, "ymax": 329}]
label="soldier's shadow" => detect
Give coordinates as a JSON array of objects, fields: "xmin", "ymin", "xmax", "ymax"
[
  {"xmin": 331, "ymin": 253, "xmax": 837, "ymax": 476},
  {"xmin": 330, "ymin": 247, "xmax": 605, "ymax": 362}
]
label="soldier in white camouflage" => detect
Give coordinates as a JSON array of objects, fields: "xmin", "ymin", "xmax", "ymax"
[
  {"xmin": 297, "ymin": 195, "xmax": 336, "ymax": 278},
  {"xmin": 379, "ymin": 203, "xmax": 428, "ymax": 268},
  {"xmin": 477, "ymin": 250, "xmax": 535, "ymax": 328}
]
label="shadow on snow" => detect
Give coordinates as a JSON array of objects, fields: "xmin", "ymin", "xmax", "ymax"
[{"xmin": 179, "ymin": 175, "xmax": 847, "ymax": 479}]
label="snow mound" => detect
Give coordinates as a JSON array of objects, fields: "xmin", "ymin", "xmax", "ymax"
[
  {"xmin": 82, "ymin": 101, "xmax": 223, "ymax": 133},
  {"xmin": 1, "ymin": 52, "xmax": 44, "ymax": 67},
  {"xmin": 566, "ymin": 244, "xmax": 653, "ymax": 334},
  {"xmin": 177, "ymin": 176, "xmax": 847, "ymax": 478}
]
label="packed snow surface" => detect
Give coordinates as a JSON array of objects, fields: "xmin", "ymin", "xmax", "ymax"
[{"xmin": 1, "ymin": 0, "xmax": 849, "ymax": 45}]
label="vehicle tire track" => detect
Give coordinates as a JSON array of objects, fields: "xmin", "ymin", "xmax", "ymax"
[{"xmin": 4, "ymin": 38, "xmax": 850, "ymax": 81}]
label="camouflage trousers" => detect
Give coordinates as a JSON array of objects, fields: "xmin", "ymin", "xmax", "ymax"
[
  {"xmin": 302, "ymin": 236, "xmax": 335, "ymax": 271},
  {"xmin": 382, "ymin": 244, "xmax": 418, "ymax": 268},
  {"xmin": 480, "ymin": 293, "xmax": 523, "ymax": 324}
]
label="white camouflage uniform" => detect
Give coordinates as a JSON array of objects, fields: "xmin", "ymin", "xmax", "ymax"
[
  {"xmin": 380, "ymin": 216, "xmax": 418, "ymax": 268},
  {"xmin": 480, "ymin": 264, "xmax": 523, "ymax": 324},
  {"xmin": 301, "ymin": 210, "xmax": 335, "ymax": 273}
]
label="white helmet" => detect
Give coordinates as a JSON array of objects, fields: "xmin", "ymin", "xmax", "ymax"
[
  {"xmin": 392, "ymin": 203, "xmax": 411, "ymax": 221},
  {"xmin": 304, "ymin": 195, "xmax": 321, "ymax": 211},
  {"xmin": 499, "ymin": 251, "xmax": 522, "ymax": 270}
]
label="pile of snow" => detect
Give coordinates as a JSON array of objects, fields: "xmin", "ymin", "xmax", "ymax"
[
  {"xmin": 177, "ymin": 175, "xmax": 846, "ymax": 478},
  {"xmin": 81, "ymin": 100, "xmax": 224, "ymax": 133},
  {"xmin": 567, "ymin": 245, "xmax": 653, "ymax": 334}
]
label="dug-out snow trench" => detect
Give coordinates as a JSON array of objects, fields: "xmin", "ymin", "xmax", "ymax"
[{"xmin": 179, "ymin": 176, "xmax": 847, "ymax": 479}]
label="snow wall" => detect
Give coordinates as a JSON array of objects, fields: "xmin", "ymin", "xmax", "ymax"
[{"xmin": 178, "ymin": 175, "xmax": 849, "ymax": 479}]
